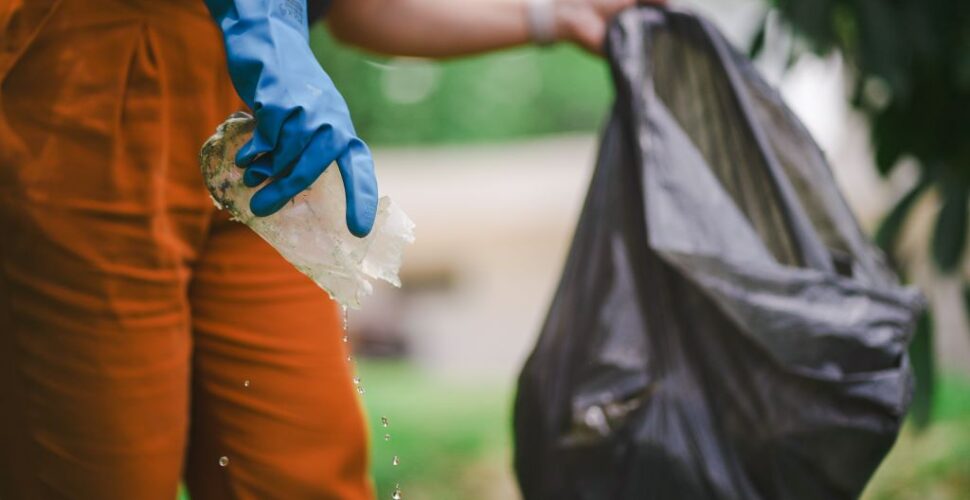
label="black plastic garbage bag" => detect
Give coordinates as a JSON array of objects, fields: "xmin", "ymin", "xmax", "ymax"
[{"xmin": 514, "ymin": 7, "xmax": 924, "ymax": 500}]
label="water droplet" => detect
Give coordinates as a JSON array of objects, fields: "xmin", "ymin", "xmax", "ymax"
[
  {"xmin": 384, "ymin": 433, "xmax": 391, "ymax": 441},
  {"xmin": 342, "ymin": 335, "xmax": 349, "ymax": 343},
  {"xmin": 243, "ymin": 380, "xmax": 250, "ymax": 388},
  {"xmin": 218, "ymin": 456, "xmax": 229, "ymax": 467},
  {"xmin": 342, "ymin": 305, "xmax": 349, "ymax": 331},
  {"xmin": 392, "ymin": 456, "xmax": 400, "ymax": 466},
  {"xmin": 380, "ymin": 416, "xmax": 389, "ymax": 427},
  {"xmin": 353, "ymin": 376, "xmax": 361, "ymax": 385},
  {"xmin": 356, "ymin": 386, "xmax": 366, "ymax": 395},
  {"xmin": 391, "ymin": 484, "xmax": 403, "ymax": 499},
  {"xmin": 346, "ymin": 355, "xmax": 353, "ymax": 363}
]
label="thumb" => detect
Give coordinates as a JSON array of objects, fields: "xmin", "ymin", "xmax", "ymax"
[
  {"xmin": 243, "ymin": 154, "xmax": 274, "ymax": 187},
  {"xmin": 235, "ymin": 132, "xmax": 274, "ymax": 168},
  {"xmin": 336, "ymin": 139, "xmax": 378, "ymax": 238}
]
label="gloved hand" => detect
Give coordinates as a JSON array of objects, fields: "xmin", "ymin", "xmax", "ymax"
[{"xmin": 205, "ymin": 0, "xmax": 377, "ymax": 237}]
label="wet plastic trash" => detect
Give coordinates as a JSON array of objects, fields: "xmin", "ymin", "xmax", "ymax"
[
  {"xmin": 514, "ymin": 7, "xmax": 924, "ymax": 500},
  {"xmin": 200, "ymin": 112, "xmax": 415, "ymax": 309}
]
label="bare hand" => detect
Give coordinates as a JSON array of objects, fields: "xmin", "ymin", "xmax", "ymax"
[{"xmin": 553, "ymin": 0, "xmax": 667, "ymax": 54}]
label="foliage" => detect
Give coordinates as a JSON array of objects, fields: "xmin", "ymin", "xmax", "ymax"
[
  {"xmin": 759, "ymin": 0, "xmax": 970, "ymax": 427},
  {"xmin": 309, "ymin": 25, "xmax": 613, "ymax": 145},
  {"xmin": 759, "ymin": 0, "xmax": 970, "ymax": 269}
]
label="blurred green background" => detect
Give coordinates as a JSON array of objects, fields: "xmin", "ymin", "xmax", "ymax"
[{"xmin": 311, "ymin": 26, "xmax": 612, "ymax": 145}]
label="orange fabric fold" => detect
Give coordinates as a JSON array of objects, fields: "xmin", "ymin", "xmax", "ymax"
[{"xmin": 0, "ymin": 1, "xmax": 372, "ymax": 498}]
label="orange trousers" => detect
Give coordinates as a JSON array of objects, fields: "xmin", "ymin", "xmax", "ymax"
[{"xmin": 0, "ymin": 1, "xmax": 373, "ymax": 498}]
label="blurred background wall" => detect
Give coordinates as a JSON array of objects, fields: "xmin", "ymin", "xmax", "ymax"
[{"xmin": 311, "ymin": 0, "xmax": 970, "ymax": 498}]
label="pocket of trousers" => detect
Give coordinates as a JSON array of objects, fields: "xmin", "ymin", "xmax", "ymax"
[{"xmin": 0, "ymin": 14, "xmax": 163, "ymax": 207}]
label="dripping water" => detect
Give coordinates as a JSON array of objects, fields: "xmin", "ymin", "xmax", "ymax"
[{"xmin": 343, "ymin": 308, "xmax": 403, "ymax": 498}]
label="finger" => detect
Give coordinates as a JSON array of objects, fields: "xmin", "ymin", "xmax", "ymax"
[
  {"xmin": 574, "ymin": 18, "xmax": 607, "ymax": 55},
  {"xmin": 335, "ymin": 139, "xmax": 378, "ymax": 238},
  {"xmin": 263, "ymin": 108, "xmax": 320, "ymax": 177},
  {"xmin": 249, "ymin": 167, "xmax": 322, "ymax": 217},
  {"xmin": 239, "ymin": 107, "xmax": 318, "ymax": 174},
  {"xmin": 243, "ymin": 154, "xmax": 273, "ymax": 187},
  {"xmin": 235, "ymin": 134, "xmax": 273, "ymax": 168},
  {"xmin": 249, "ymin": 137, "xmax": 339, "ymax": 217},
  {"xmin": 596, "ymin": 0, "xmax": 635, "ymax": 16}
]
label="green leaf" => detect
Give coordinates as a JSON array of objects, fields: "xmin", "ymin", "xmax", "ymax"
[
  {"xmin": 856, "ymin": 0, "xmax": 908, "ymax": 96},
  {"xmin": 874, "ymin": 177, "xmax": 929, "ymax": 256},
  {"xmin": 831, "ymin": 2, "xmax": 857, "ymax": 54},
  {"xmin": 908, "ymin": 311, "xmax": 935, "ymax": 430},
  {"xmin": 849, "ymin": 75, "xmax": 865, "ymax": 108},
  {"xmin": 775, "ymin": 0, "xmax": 838, "ymax": 50},
  {"xmin": 931, "ymin": 181, "xmax": 969, "ymax": 272},
  {"xmin": 871, "ymin": 105, "xmax": 908, "ymax": 176},
  {"xmin": 748, "ymin": 11, "xmax": 768, "ymax": 59}
]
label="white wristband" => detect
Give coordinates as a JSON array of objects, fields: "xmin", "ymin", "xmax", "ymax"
[{"xmin": 526, "ymin": 0, "xmax": 557, "ymax": 46}]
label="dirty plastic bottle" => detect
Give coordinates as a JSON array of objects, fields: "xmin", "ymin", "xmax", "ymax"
[{"xmin": 200, "ymin": 112, "xmax": 415, "ymax": 309}]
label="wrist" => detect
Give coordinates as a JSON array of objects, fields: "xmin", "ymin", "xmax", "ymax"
[{"xmin": 526, "ymin": 0, "xmax": 557, "ymax": 45}]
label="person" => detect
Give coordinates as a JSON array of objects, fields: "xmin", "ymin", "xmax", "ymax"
[{"xmin": 0, "ymin": 0, "xmax": 659, "ymax": 498}]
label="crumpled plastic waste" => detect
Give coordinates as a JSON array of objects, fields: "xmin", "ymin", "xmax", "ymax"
[{"xmin": 200, "ymin": 112, "xmax": 415, "ymax": 309}]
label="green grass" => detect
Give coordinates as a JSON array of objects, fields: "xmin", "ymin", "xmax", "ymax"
[
  {"xmin": 863, "ymin": 375, "xmax": 970, "ymax": 500},
  {"xmin": 357, "ymin": 361, "xmax": 513, "ymax": 499}
]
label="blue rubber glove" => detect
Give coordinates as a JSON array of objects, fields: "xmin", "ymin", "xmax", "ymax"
[{"xmin": 205, "ymin": 0, "xmax": 377, "ymax": 237}]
